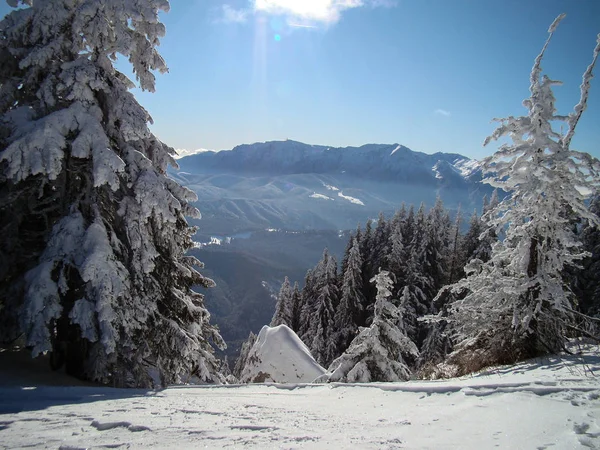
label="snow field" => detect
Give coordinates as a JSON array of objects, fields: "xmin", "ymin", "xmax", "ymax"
[{"xmin": 0, "ymin": 348, "xmax": 598, "ymax": 449}]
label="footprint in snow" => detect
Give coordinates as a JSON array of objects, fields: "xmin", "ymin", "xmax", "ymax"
[{"xmin": 91, "ymin": 420, "xmax": 151, "ymax": 432}]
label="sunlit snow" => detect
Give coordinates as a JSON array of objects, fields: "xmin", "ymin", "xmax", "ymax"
[
  {"xmin": 309, "ymin": 193, "xmax": 334, "ymax": 201},
  {"xmin": 338, "ymin": 191, "xmax": 365, "ymax": 206},
  {"xmin": 239, "ymin": 325, "xmax": 326, "ymax": 383},
  {"xmin": 0, "ymin": 344, "xmax": 598, "ymax": 449}
]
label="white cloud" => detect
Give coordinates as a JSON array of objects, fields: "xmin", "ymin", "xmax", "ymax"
[
  {"xmin": 255, "ymin": 0, "xmax": 361, "ymax": 24},
  {"xmin": 218, "ymin": 4, "xmax": 250, "ymax": 24},
  {"xmin": 216, "ymin": 1, "xmax": 396, "ymax": 27},
  {"xmin": 434, "ymin": 109, "xmax": 451, "ymax": 117}
]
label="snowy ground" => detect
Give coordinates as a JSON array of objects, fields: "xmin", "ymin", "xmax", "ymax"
[{"xmin": 1, "ymin": 346, "xmax": 599, "ymax": 449}]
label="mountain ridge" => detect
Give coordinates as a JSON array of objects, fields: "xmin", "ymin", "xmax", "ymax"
[{"xmin": 177, "ymin": 140, "xmax": 481, "ymax": 185}]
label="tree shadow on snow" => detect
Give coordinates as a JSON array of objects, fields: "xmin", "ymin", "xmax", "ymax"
[
  {"xmin": 477, "ymin": 345, "xmax": 600, "ymax": 379},
  {"xmin": 0, "ymin": 348, "xmax": 161, "ymax": 414}
]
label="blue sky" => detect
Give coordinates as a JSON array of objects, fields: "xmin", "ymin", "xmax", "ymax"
[{"xmin": 2, "ymin": 1, "xmax": 599, "ymax": 159}]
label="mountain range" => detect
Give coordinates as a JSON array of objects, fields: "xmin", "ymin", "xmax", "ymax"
[{"xmin": 173, "ymin": 140, "xmax": 489, "ymax": 235}]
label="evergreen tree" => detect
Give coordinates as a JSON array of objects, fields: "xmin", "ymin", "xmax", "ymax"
[
  {"xmin": 359, "ymin": 219, "xmax": 376, "ymax": 318},
  {"xmin": 310, "ymin": 251, "xmax": 339, "ymax": 366},
  {"xmin": 397, "ymin": 253, "xmax": 429, "ymax": 345},
  {"xmin": 370, "ymin": 211, "xmax": 390, "ymax": 273},
  {"xmin": 447, "ymin": 208, "xmax": 465, "ymax": 285},
  {"xmin": 325, "ymin": 270, "xmax": 419, "ymax": 382},
  {"xmin": 386, "ymin": 213, "xmax": 407, "ymax": 286},
  {"xmin": 578, "ymin": 195, "xmax": 600, "ymax": 317},
  {"xmin": 290, "ymin": 281, "xmax": 302, "ymax": 333},
  {"xmin": 335, "ymin": 237, "xmax": 365, "ymax": 352},
  {"xmin": 298, "ymin": 268, "xmax": 316, "ymax": 340},
  {"xmin": 271, "ymin": 276, "xmax": 293, "ymax": 327},
  {"xmin": 233, "ymin": 331, "xmax": 257, "ymax": 379},
  {"xmin": 0, "ymin": 0, "xmax": 223, "ymax": 386},
  {"xmin": 446, "ymin": 15, "xmax": 600, "ymax": 367},
  {"xmin": 423, "ymin": 197, "xmax": 451, "ymax": 299},
  {"xmin": 340, "ymin": 224, "xmax": 361, "ymax": 276},
  {"xmin": 462, "ymin": 210, "xmax": 485, "ymax": 264},
  {"xmin": 402, "ymin": 205, "xmax": 416, "ymax": 249}
]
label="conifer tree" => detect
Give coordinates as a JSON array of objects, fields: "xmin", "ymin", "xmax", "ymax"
[
  {"xmin": 370, "ymin": 212, "xmax": 390, "ymax": 273},
  {"xmin": 233, "ymin": 331, "xmax": 257, "ymax": 379},
  {"xmin": 577, "ymin": 195, "xmax": 600, "ymax": 317},
  {"xmin": 463, "ymin": 210, "xmax": 485, "ymax": 264},
  {"xmin": 325, "ymin": 270, "xmax": 418, "ymax": 382},
  {"xmin": 271, "ymin": 276, "xmax": 293, "ymax": 327},
  {"xmin": 335, "ymin": 237, "xmax": 365, "ymax": 352},
  {"xmin": 446, "ymin": 15, "xmax": 600, "ymax": 364},
  {"xmin": 298, "ymin": 268, "xmax": 317, "ymax": 340},
  {"xmin": 423, "ymin": 197, "xmax": 451, "ymax": 298},
  {"xmin": 311, "ymin": 251, "xmax": 339, "ymax": 366},
  {"xmin": 0, "ymin": 0, "xmax": 224, "ymax": 386},
  {"xmin": 447, "ymin": 208, "xmax": 465, "ymax": 285},
  {"xmin": 290, "ymin": 281, "xmax": 302, "ymax": 333}
]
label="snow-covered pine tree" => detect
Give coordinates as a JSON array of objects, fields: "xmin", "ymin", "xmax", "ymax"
[
  {"xmin": 290, "ymin": 281, "xmax": 302, "ymax": 333},
  {"xmin": 402, "ymin": 205, "xmax": 416, "ymax": 248},
  {"xmin": 447, "ymin": 208, "xmax": 465, "ymax": 285},
  {"xmin": 325, "ymin": 270, "xmax": 418, "ymax": 382},
  {"xmin": 298, "ymin": 267, "xmax": 316, "ymax": 340},
  {"xmin": 445, "ymin": 15, "xmax": 600, "ymax": 369},
  {"xmin": 233, "ymin": 331, "xmax": 257, "ymax": 379},
  {"xmin": 386, "ymin": 211, "xmax": 407, "ymax": 286},
  {"xmin": 0, "ymin": 0, "xmax": 224, "ymax": 386},
  {"xmin": 462, "ymin": 210, "xmax": 485, "ymax": 264},
  {"xmin": 401, "ymin": 202, "xmax": 438, "ymax": 345},
  {"xmin": 271, "ymin": 276, "xmax": 293, "ymax": 327},
  {"xmin": 398, "ymin": 252, "xmax": 429, "ymax": 345},
  {"xmin": 369, "ymin": 211, "xmax": 390, "ymax": 274},
  {"xmin": 335, "ymin": 237, "xmax": 365, "ymax": 352},
  {"xmin": 359, "ymin": 219, "xmax": 376, "ymax": 318},
  {"xmin": 577, "ymin": 195, "xmax": 600, "ymax": 317},
  {"xmin": 340, "ymin": 224, "xmax": 361, "ymax": 277},
  {"xmin": 310, "ymin": 251, "xmax": 339, "ymax": 366}
]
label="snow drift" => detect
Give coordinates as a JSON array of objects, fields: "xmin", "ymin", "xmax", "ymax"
[{"xmin": 239, "ymin": 325, "xmax": 326, "ymax": 383}]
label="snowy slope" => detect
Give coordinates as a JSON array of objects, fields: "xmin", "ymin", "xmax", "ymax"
[
  {"xmin": 0, "ymin": 344, "xmax": 598, "ymax": 449},
  {"xmin": 239, "ymin": 325, "xmax": 326, "ymax": 383}
]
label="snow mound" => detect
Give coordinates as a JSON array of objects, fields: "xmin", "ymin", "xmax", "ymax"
[{"xmin": 240, "ymin": 325, "xmax": 326, "ymax": 383}]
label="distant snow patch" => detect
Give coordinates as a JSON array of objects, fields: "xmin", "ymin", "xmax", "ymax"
[
  {"xmin": 453, "ymin": 158, "xmax": 481, "ymax": 177},
  {"xmin": 390, "ymin": 145, "xmax": 402, "ymax": 156},
  {"xmin": 310, "ymin": 193, "xmax": 334, "ymax": 201},
  {"xmin": 193, "ymin": 236, "xmax": 230, "ymax": 248},
  {"xmin": 338, "ymin": 191, "xmax": 364, "ymax": 206},
  {"xmin": 323, "ymin": 183, "xmax": 340, "ymax": 191}
]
